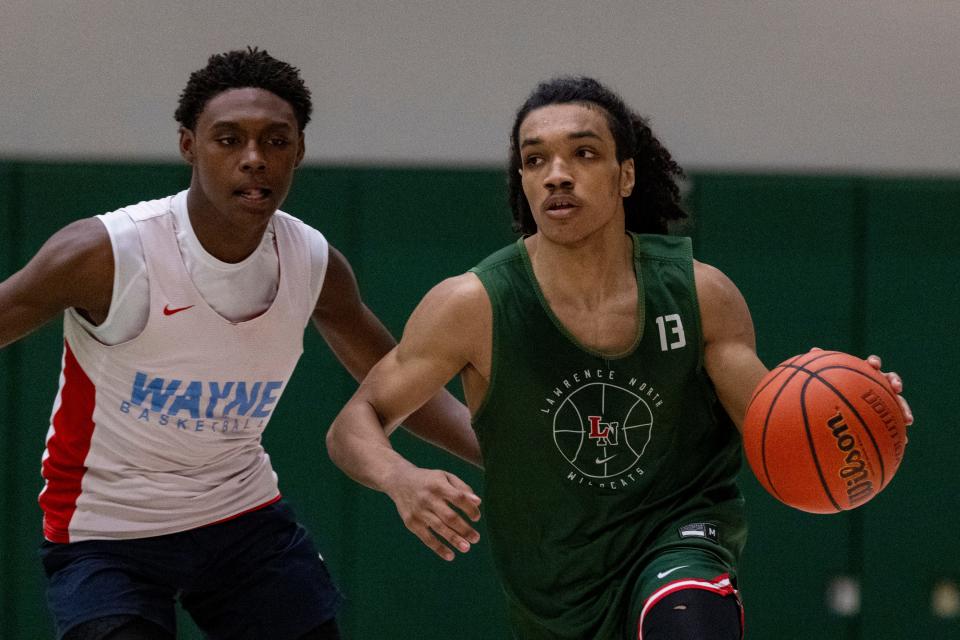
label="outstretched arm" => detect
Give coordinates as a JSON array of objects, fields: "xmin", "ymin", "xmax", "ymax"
[
  {"xmin": 327, "ymin": 273, "xmax": 489, "ymax": 560},
  {"xmin": 0, "ymin": 218, "xmax": 113, "ymax": 349},
  {"xmin": 312, "ymin": 247, "xmax": 481, "ymax": 466}
]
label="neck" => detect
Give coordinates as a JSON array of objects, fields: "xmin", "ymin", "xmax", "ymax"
[
  {"xmin": 186, "ymin": 187, "xmax": 272, "ymax": 263},
  {"xmin": 526, "ymin": 228, "xmax": 634, "ymax": 310}
]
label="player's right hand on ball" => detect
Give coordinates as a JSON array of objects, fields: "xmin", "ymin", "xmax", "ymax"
[{"xmin": 385, "ymin": 467, "xmax": 481, "ymax": 561}]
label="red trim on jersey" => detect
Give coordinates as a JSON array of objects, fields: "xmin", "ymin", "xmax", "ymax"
[
  {"xmin": 636, "ymin": 573, "xmax": 744, "ymax": 640},
  {"xmin": 204, "ymin": 494, "xmax": 282, "ymax": 528},
  {"xmin": 39, "ymin": 340, "xmax": 97, "ymax": 543}
]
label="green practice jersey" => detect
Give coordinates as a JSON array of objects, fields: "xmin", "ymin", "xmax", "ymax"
[{"xmin": 469, "ymin": 234, "xmax": 747, "ymax": 639}]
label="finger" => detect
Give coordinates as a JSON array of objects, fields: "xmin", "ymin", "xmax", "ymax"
[
  {"xmin": 809, "ymin": 346, "xmax": 823, "ymax": 353},
  {"xmin": 425, "ymin": 514, "xmax": 476, "ymax": 554},
  {"xmin": 884, "ymin": 371, "xmax": 903, "ymax": 394},
  {"xmin": 443, "ymin": 473, "xmax": 482, "ymax": 521},
  {"xmin": 866, "ymin": 354, "xmax": 882, "ymax": 369},
  {"xmin": 410, "ymin": 522, "xmax": 457, "ymax": 561},
  {"xmin": 437, "ymin": 503, "xmax": 481, "ymax": 543},
  {"xmin": 898, "ymin": 395, "xmax": 914, "ymax": 426},
  {"xmin": 421, "ymin": 497, "xmax": 480, "ymax": 543}
]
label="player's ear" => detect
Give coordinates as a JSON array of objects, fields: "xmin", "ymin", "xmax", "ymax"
[
  {"xmin": 619, "ymin": 158, "xmax": 635, "ymax": 197},
  {"xmin": 179, "ymin": 127, "xmax": 196, "ymax": 164},
  {"xmin": 295, "ymin": 135, "xmax": 305, "ymax": 167}
]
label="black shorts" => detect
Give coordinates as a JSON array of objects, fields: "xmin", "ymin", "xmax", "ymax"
[
  {"xmin": 41, "ymin": 500, "xmax": 343, "ymax": 640},
  {"xmin": 630, "ymin": 548, "xmax": 742, "ymax": 639}
]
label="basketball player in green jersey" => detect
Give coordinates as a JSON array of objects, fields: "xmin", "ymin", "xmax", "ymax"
[{"xmin": 326, "ymin": 77, "xmax": 913, "ymax": 639}]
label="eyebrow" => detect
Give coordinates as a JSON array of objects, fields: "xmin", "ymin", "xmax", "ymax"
[
  {"xmin": 208, "ymin": 120, "xmax": 295, "ymax": 132},
  {"xmin": 520, "ymin": 130, "xmax": 603, "ymax": 149}
]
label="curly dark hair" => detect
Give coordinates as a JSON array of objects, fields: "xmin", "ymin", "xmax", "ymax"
[
  {"xmin": 175, "ymin": 47, "xmax": 312, "ymax": 131},
  {"xmin": 508, "ymin": 76, "xmax": 686, "ymax": 235}
]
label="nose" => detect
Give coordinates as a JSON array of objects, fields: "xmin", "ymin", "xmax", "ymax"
[
  {"xmin": 543, "ymin": 157, "xmax": 573, "ymax": 191},
  {"xmin": 241, "ymin": 141, "xmax": 267, "ymax": 172}
]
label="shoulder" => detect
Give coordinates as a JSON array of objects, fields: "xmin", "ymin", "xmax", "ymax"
[
  {"xmin": 46, "ymin": 217, "xmax": 113, "ymax": 266},
  {"xmin": 273, "ymin": 208, "xmax": 314, "ymax": 233},
  {"xmin": 694, "ymin": 260, "xmax": 743, "ymax": 306},
  {"xmin": 405, "ymin": 274, "xmax": 489, "ymax": 343},
  {"xmin": 418, "ymin": 272, "xmax": 489, "ymax": 319},
  {"xmin": 399, "ymin": 272, "xmax": 490, "ymax": 363},
  {"xmin": 693, "ymin": 260, "xmax": 755, "ymax": 343},
  {"xmin": 116, "ymin": 194, "xmax": 177, "ymax": 222},
  {"xmin": 26, "ymin": 217, "xmax": 114, "ymax": 313}
]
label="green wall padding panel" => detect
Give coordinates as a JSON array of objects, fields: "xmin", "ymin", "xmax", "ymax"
[
  {"xmin": 1, "ymin": 163, "xmax": 956, "ymax": 639},
  {"xmin": 859, "ymin": 179, "xmax": 960, "ymax": 639},
  {"xmin": 0, "ymin": 162, "xmax": 19, "ymax": 635},
  {"xmin": 691, "ymin": 174, "xmax": 862, "ymax": 640}
]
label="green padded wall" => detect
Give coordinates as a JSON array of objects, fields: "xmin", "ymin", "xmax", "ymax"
[
  {"xmin": 0, "ymin": 162, "xmax": 19, "ymax": 635},
  {"xmin": 1, "ymin": 163, "xmax": 956, "ymax": 639},
  {"xmin": 859, "ymin": 179, "xmax": 960, "ymax": 639},
  {"xmin": 272, "ymin": 167, "xmax": 516, "ymax": 639},
  {"xmin": 690, "ymin": 175, "xmax": 862, "ymax": 640}
]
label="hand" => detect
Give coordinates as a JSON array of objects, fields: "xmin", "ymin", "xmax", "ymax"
[
  {"xmin": 808, "ymin": 348, "xmax": 914, "ymax": 427},
  {"xmin": 865, "ymin": 354, "xmax": 914, "ymax": 427},
  {"xmin": 385, "ymin": 466, "xmax": 482, "ymax": 561}
]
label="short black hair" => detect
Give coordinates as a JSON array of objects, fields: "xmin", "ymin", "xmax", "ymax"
[
  {"xmin": 175, "ymin": 47, "xmax": 313, "ymax": 131},
  {"xmin": 508, "ymin": 76, "xmax": 686, "ymax": 235}
]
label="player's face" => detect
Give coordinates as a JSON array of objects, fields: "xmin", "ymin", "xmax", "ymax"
[
  {"xmin": 518, "ymin": 103, "xmax": 634, "ymax": 247},
  {"xmin": 179, "ymin": 87, "xmax": 305, "ymax": 224}
]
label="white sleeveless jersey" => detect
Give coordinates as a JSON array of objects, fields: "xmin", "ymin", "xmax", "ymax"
[{"xmin": 39, "ymin": 194, "xmax": 326, "ymax": 543}]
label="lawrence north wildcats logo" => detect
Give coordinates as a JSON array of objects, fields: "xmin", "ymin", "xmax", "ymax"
[{"xmin": 549, "ymin": 373, "xmax": 660, "ymax": 484}]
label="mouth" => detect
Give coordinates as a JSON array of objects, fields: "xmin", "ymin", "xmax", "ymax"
[
  {"xmin": 543, "ymin": 196, "xmax": 579, "ymax": 218},
  {"xmin": 235, "ymin": 187, "xmax": 273, "ymax": 203}
]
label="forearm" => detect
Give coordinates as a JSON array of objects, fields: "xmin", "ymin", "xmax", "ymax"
[
  {"xmin": 402, "ymin": 390, "xmax": 482, "ymax": 468},
  {"xmin": 327, "ymin": 398, "xmax": 419, "ymax": 495}
]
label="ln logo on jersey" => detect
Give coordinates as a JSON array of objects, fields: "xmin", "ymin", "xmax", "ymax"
[
  {"xmin": 541, "ymin": 367, "xmax": 666, "ymax": 488},
  {"xmin": 587, "ymin": 415, "xmax": 619, "ymax": 446},
  {"xmin": 553, "ymin": 382, "xmax": 651, "ymax": 481}
]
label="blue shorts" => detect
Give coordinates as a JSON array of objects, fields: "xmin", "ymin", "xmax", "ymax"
[{"xmin": 41, "ymin": 500, "xmax": 343, "ymax": 640}]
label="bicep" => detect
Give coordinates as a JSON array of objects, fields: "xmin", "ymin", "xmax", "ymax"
[
  {"xmin": 0, "ymin": 218, "xmax": 113, "ymax": 348},
  {"xmin": 351, "ymin": 277, "xmax": 484, "ymax": 433},
  {"xmin": 696, "ymin": 262, "xmax": 769, "ymax": 430}
]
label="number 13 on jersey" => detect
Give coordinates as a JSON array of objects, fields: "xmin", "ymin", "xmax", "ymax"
[{"xmin": 655, "ymin": 314, "xmax": 686, "ymax": 351}]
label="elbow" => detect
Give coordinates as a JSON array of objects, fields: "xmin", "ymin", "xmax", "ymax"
[{"xmin": 325, "ymin": 418, "xmax": 345, "ymax": 467}]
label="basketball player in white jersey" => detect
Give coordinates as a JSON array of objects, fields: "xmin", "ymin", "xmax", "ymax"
[{"xmin": 0, "ymin": 48, "xmax": 481, "ymax": 640}]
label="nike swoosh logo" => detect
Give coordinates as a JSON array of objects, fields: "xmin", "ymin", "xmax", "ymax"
[
  {"xmin": 595, "ymin": 454, "xmax": 617, "ymax": 464},
  {"xmin": 657, "ymin": 565, "xmax": 689, "ymax": 580},
  {"xmin": 163, "ymin": 304, "xmax": 195, "ymax": 316}
]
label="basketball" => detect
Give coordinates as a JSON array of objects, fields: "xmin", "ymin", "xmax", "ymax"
[{"xmin": 742, "ymin": 350, "xmax": 908, "ymax": 514}]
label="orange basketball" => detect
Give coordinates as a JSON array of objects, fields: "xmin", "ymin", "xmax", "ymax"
[{"xmin": 742, "ymin": 350, "xmax": 908, "ymax": 514}]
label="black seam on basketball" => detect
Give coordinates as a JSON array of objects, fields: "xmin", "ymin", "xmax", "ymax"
[
  {"xmin": 750, "ymin": 352, "xmax": 838, "ymax": 503},
  {"xmin": 746, "ymin": 352, "xmax": 838, "ymax": 414},
  {"xmin": 746, "ymin": 352, "xmax": 814, "ymax": 403},
  {"xmin": 757, "ymin": 364, "xmax": 811, "ymax": 504},
  {"xmin": 800, "ymin": 375, "xmax": 844, "ymax": 512},
  {"xmin": 790, "ymin": 363, "xmax": 895, "ymax": 482},
  {"xmin": 791, "ymin": 364, "xmax": 892, "ymax": 487}
]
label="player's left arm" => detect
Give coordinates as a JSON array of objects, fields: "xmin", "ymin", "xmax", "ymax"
[
  {"xmin": 695, "ymin": 261, "xmax": 768, "ymax": 433},
  {"xmin": 311, "ymin": 246, "xmax": 481, "ymax": 467},
  {"xmin": 695, "ymin": 261, "xmax": 914, "ymax": 432}
]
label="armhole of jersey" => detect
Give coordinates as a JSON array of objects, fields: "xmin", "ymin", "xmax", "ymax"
[
  {"xmin": 308, "ymin": 228, "xmax": 330, "ymax": 310},
  {"xmin": 466, "ymin": 269, "xmax": 499, "ymax": 428},
  {"xmin": 68, "ymin": 211, "xmax": 148, "ymax": 345},
  {"xmin": 687, "ymin": 257, "xmax": 707, "ymax": 373}
]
